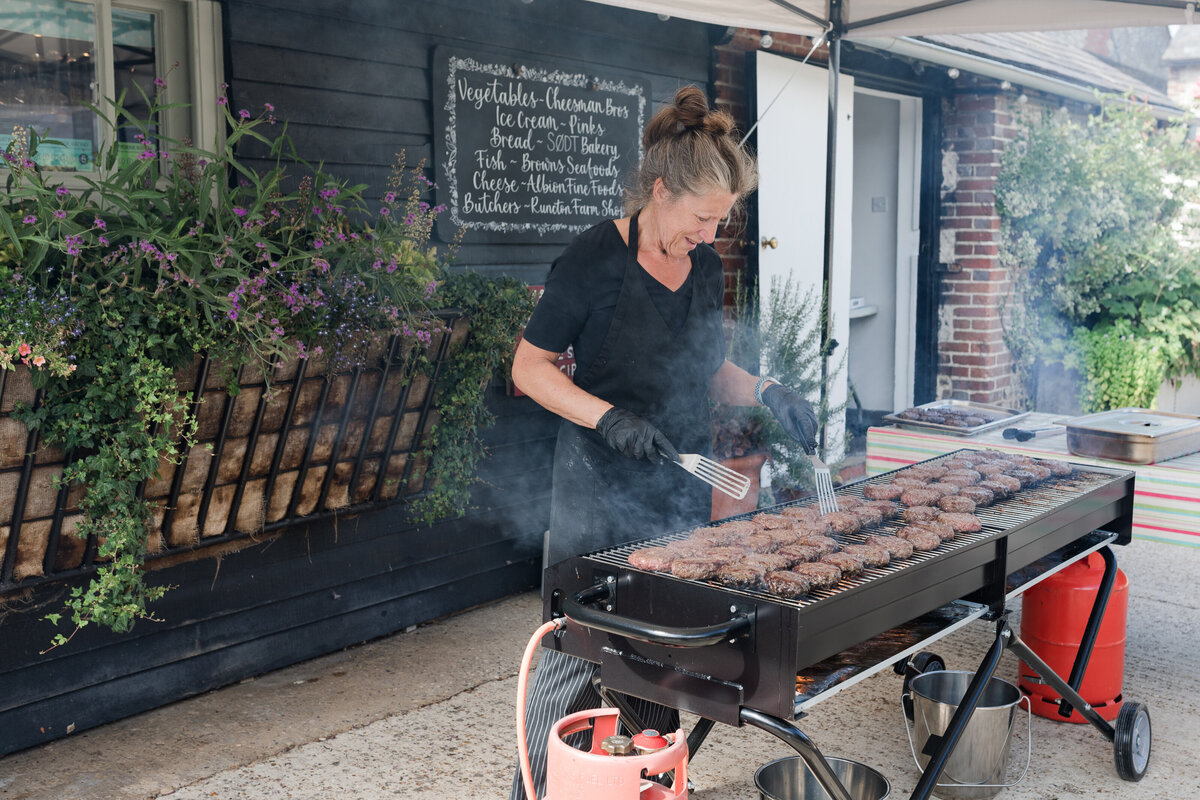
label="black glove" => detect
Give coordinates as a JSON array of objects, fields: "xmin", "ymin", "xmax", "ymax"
[
  {"xmin": 594, "ymin": 407, "xmax": 680, "ymax": 464},
  {"xmin": 761, "ymin": 383, "xmax": 819, "ymax": 454}
]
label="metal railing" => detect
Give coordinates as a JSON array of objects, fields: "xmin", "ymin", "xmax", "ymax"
[{"xmin": 0, "ymin": 310, "xmax": 464, "ymax": 593}]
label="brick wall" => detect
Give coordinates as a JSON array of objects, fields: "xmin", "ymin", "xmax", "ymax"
[{"xmin": 936, "ymin": 92, "xmax": 1024, "ymax": 405}]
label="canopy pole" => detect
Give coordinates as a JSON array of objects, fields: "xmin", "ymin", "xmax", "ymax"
[{"xmin": 818, "ymin": 0, "xmax": 842, "ymax": 453}]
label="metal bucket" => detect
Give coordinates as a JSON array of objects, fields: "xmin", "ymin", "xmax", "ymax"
[
  {"xmin": 755, "ymin": 756, "xmax": 890, "ymax": 800},
  {"xmin": 904, "ymin": 671, "xmax": 1031, "ymax": 800}
]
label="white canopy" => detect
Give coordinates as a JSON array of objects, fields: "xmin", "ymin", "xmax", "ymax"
[{"xmin": 583, "ymin": 0, "xmax": 1196, "ymax": 37}]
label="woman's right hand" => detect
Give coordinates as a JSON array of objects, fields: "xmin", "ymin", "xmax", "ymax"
[{"xmin": 595, "ymin": 407, "xmax": 680, "ymax": 464}]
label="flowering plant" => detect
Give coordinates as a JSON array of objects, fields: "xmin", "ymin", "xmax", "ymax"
[{"xmin": 0, "ymin": 83, "xmax": 531, "ymax": 648}]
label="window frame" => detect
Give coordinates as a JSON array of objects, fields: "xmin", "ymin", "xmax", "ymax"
[{"xmin": 1, "ymin": 0, "xmax": 223, "ymax": 178}]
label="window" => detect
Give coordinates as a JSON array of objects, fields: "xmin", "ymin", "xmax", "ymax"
[{"xmin": 0, "ymin": 0, "xmax": 222, "ymax": 174}]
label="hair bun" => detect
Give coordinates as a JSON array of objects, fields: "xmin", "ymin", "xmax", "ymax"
[{"xmin": 643, "ymin": 86, "xmax": 735, "ymax": 147}]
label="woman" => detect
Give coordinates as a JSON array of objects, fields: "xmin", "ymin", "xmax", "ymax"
[{"xmin": 510, "ymin": 86, "xmax": 818, "ymax": 799}]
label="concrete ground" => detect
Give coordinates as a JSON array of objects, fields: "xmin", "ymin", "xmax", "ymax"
[{"xmin": 0, "ymin": 538, "xmax": 1196, "ymax": 800}]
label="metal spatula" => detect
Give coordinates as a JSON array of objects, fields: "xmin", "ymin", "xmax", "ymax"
[
  {"xmin": 809, "ymin": 452, "xmax": 839, "ymax": 514},
  {"xmin": 675, "ymin": 454, "xmax": 751, "ymax": 501}
]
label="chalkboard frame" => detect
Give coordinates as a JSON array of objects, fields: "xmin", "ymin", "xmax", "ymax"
[{"xmin": 432, "ymin": 44, "xmax": 648, "ymax": 245}]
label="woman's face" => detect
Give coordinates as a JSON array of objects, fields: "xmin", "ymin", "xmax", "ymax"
[{"xmin": 652, "ymin": 180, "xmax": 737, "ymax": 259}]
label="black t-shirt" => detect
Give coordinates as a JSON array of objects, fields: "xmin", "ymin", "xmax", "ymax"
[{"xmin": 522, "ymin": 220, "xmax": 725, "ymax": 378}]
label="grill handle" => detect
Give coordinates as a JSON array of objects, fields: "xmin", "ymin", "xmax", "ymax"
[{"xmin": 562, "ymin": 583, "xmax": 752, "ymax": 648}]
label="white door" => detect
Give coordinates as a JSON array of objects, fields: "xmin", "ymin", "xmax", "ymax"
[
  {"xmin": 848, "ymin": 88, "xmax": 921, "ymax": 418},
  {"xmin": 754, "ymin": 50, "xmax": 853, "ymax": 460}
]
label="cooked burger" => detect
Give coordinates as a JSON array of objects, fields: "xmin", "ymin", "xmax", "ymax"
[
  {"xmin": 628, "ymin": 547, "xmax": 675, "ymax": 572},
  {"xmin": 938, "ymin": 494, "xmax": 978, "ymax": 514},
  {"xmin": 938, "ymin": 512, "xmax": 983, "ymax": 533},
  {"xmin": 902, "ymin": 505, "xmax": 940, "ymax": 523},
  {"xmin": 821, "ymin": 551, "xmax": 865, "ymax": 576},
  {"xmin": 896, "ymin": 526, "xmax": 942, "ymax": 550},
  {"xmin": 670, "ymin": 556, "xmax": 724, "ymax": 580},
  {"xmin": 865, "ymin": 534, "xmax": 915, "ymax": 559},
  {"xmin": 959, "ymin": 486, "xmax": 996, "ymax": 507},
  {"xmin": 863, "ymin": 483, "xmax": 905, "ymax": 501},
  {"xmin": 789, "ymin": 561, "xmax": 843, "ymax": 589},
  {"xmin": 819, "ymin": 511, "xmax": 864, "ymax": 535},
  {"xmin": 900, "ymin": 488, "xmax": 943, "ymax": 507},
  {"xmin": 841, "ymin": 543, "xmax": 891, "ymax": 567},
  {"xmin": 764, "ymin": 570, "xmax": 813, "ymax": 598}
]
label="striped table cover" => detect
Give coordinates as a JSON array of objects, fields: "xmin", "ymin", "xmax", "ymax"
[{"xmin": 865, "ymin": 412, "xmax": 1200, "ymax": 549}]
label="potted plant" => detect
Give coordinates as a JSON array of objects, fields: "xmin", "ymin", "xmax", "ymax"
[
  {"xmin": 0, "ymin": 83, "xmax": 534, "ymax": 648},
  {"xmin": 711, "ymin": 274, "xmax": 847, "ymax": 517}
]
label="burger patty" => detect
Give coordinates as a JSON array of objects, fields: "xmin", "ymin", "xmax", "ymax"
[
  {"xmin": 752, "ymin": 513, "xmax": 793, "ymax": 530},
  {"xmin": 819, "ymin": 511, "xmax": 864, "ymax": 535},
  {"xmin": 744, "ymin": 533, "xmax": 780, "ymax": 553},
  {"xmin": 716, "ymin": 563, "xmax": 766, "ymax": 589},
  {"xmin": 790, "ymin": 535, "xmax": 841, "ymax": 556},
  {"xmin": 841, "ymin": 543, "xmax": 891, "ymax": 567},
  {"xmin": 938, "ymin": 476, "xmax": 978, "ymax": 489},
  {"xmin": 1040, "ymin": 458, "xmax": 1074, "ymax": 477},
  {"xmin": 945, "ymin": 469, "xmax": 983, "ymax": 483},
  {"xmin": 989, "ymin": 474, "xmax": 1022, "ymax": 493},
  {"xmin": 850, "ymin": 505, "xmax": 885, "ymax": 527},
  {"xmin": 670, "ymin": 556, "xmax": 724, "ymax": 580},
  {"xmin": 627, "ymin": 547, "xmax": 675, "ymax": 572},
  {"xmin": 896, "ymin": 526, "xmax": 942, "ymax": 550},
  {"xmin": 891, "ymin": 476, "xmax": 931, "ymax": 489},
  {"xmin": 906, "ymin": 465, "xmax": 948, "ymax": 480},
  {"xmin": 821, "ymin": 551, "xmax": 864, "ymax": 576},
  {"xmin": 913, "ymin": 519, "xmax": 955, "ymax": 541},
  {"xmin": 975, "ymin": 462, "xmax": 1009, "ymax": 477},
  {"xmin": 863, "ymin": 483, "xmax": 904, "ymax": 501},
  {"xmin": 794, "ymin": 520, "xmax": 835, "ymax": 537},
  {"xmin": 780, "ymin": 506, "xmax": 819, "ymax": 522},
  {"xmin": 928, "ymin": 482, "xmax": 962, "ymax": 495},
  {"xmin": 938, "ymin": 512, "xmax": 983, "ymax": 533},
  {"xmin": 900, "ymin": 488, "xmax": 943, "ymax": 507},
  {"xmin": 938, "ymin": 494, "xmax": 978, "ymax": 513},
  {"xmin": 789, "ymin": 561, "xmax": 843, "ymax": 589},
  {"xmin": 764, "ymin": 570, "xmax": 813, "ymax": 598},
  {"xmin": 742, "ymin": 552, "xmax": 792, "ymax": 572},
  {"xmin": 664, "ymin": 539, "xmax": 712, "ymax": 557},
  {"xmin": 862, "ymin": 500, "xmax": 900, "ymax": 520},
  {"xmin": 865, "ymin": 534, "xmax": 915, "ymax": 559},
  {"xmin": 977, "ymin": 480, "xmax": 1013, "ymax": 500},
  {"xmin": 1007, "ymin": 468, "xmax": 1040, "ymax": 488},
  {"xmin": 902, "ymin": 505, "xmax": 940, "ymax": 522},
  {"xmin": 959, "ymin": 486, "xmax": 996, "ymax": 506},
  {"xmin": 777, "ymin": 543, "xmax": 823, "ymax": 566}
]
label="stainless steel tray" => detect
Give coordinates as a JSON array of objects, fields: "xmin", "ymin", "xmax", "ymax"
[
  {"xmin": 882, "ymin": 400, "xmax": 1029, "ymax": 437},
  {"xmin": 1066, "ymin": 408, "xmax": 1200, "ymax": 464}
]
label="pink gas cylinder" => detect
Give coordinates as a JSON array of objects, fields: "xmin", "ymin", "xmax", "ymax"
[
  {"xmin": 545, "ymin": 708, "xmax": 688, "ymax": 800},
  {"xmin": 1019, "ymin": 552, "xmax": 1128, "ymax": 722}
]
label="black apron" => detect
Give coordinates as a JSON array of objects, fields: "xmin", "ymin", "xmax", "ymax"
[{"xmin": 546, "ymin": 212, "xmax": 723, "ymax": 567}]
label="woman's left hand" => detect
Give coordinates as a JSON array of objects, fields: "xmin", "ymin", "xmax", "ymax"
[{"xmin": 761, "ymin": 384, "xmax": 819, "ymax": 454}]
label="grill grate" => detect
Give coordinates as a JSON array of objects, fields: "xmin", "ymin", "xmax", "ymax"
[{"xmin": 585, "ymin": 453, "xmax": 1123, "ymax": 609}]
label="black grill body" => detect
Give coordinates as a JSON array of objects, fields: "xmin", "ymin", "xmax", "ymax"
[{"xmin": 544, "ymin": 453, "xmax": 1135, "ymax": 724}]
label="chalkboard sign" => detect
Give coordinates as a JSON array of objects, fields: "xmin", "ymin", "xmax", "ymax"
[{"xmin": 433, "ymin": 46, "xmax": 647, "ymax": 243}]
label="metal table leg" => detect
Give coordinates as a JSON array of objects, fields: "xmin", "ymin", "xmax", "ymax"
[
  {"xmin": 907, "ymin": 617, "xmax": 1008, "ymax": 800},
  {"xmin": 739, "ymin": 708, "xmax": 854, "ymax": 800}
]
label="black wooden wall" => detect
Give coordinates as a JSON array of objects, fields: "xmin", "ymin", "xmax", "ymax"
[{"xmin": 0, "ymin": 0, "xmax": 717, "ymax": 756}]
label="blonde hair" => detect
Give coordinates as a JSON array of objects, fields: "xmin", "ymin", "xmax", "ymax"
[{"xmin": 625, "ymin": 86, "xmax": 758, "ymax": 215}]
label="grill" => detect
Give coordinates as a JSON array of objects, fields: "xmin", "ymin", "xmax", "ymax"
[{"xmin": 543, "ymin": 450, "xmax": 1135, "ymax": 726}]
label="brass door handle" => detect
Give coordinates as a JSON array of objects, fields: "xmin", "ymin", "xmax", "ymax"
[{"xmin": 761, "ymin": 237, "xmax": 778, "ymax": 250}]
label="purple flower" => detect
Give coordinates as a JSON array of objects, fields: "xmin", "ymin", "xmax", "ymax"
[
  {"xmin": 233, "ymin": 207, "xmax": 248, "ymax": 217},
  {"xmin": 379, "ymin": 207, "xmax": 390, "ymax": 216},
  {"xmin": 264, "ymin": 102, "xmax": 275, "ymax": 113},
  {"xmin": 313, "ymin": 239, "xmax": 324, "ymax": 249},
  {"xmin": 97, "ymin": 236, "xmax": 109, "ymax": 245},
  {"xmin": 384, "ymin": 191, "xmax": 396, "ymax": 204},
  {"xmin": 56, "ymin": 186, "xmax": 70, "ymax": 196},
  {"xmin": 154, "ymin": 77, "xmax": 167, "ymax": 88},
  {"xmin": 227, "ymin": 309, "xmax": 238, "ymax": 321},
  {"xmin": 238, "ymin": 109, "xmax": 250, "ymax": 120},
  {"xmin": 22, "ymin": 215, "xmax": 36, "ymax": 224},
  {"xmin": 138, "ymin": 149, "xmax": 156, "ymax": 161},
  {"xmin": 218, "ymin": 96, "xmax": 228, "ymax": 106},
  {"xmin": 94, "ymin": 217, "xmax": 106, "ymax": 229},
  {"xmin": 53, "ymin": 209, "xmax": 67, "ymax": 220}
]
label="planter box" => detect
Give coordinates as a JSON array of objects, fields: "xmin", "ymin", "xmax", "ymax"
[{"xmin": 0, "ymin": 313, "xmax": 468, "ymax": 591}]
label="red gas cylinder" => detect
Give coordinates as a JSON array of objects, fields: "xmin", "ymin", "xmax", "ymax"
[{"xmin": 1019, "ymin": 552, "xmax": 1128, "ymax": 723}]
